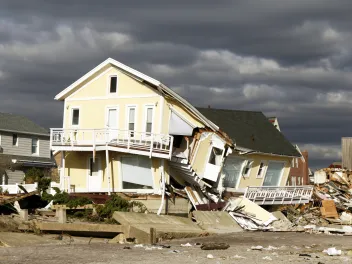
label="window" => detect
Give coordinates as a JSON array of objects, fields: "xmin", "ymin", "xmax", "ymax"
[
  {"xmin": 31, "ymin": 138, "xmax": 39, "ymax": 154},
  {"xmin": 71, "ymin": 108, "xmax": 80, "ymax": 126},
  {"xmin": 291, "ymin": 176, "xmax": 297, "ymax": 186},
  {"xmin": 145, "ymin": 107, "xmax": 153, "ymax": 133},
  {"xmin": 128, "ymin": 107, "xmax": 136, "ymax": 137},
  {"xmin": 89, "ymin": 158, "xmax": 100, "ymax": 176},
  {"xmin": 121, "ymin": 156, "xmax": 153, "ymax": 189},
  {"xmin": 208, "ymin": 147, "xmax": 223, "ymax": 166},
  {"xmin": 242, "ymin": 160, "xmax": 253, "ymax": 177},
  {"xmin": 263, "ymin": 162, "xmax": 285, "ymax": 186},
  {"xmin": 223, "ymin": 157, "xmax": 245, "ymax": 188},
  {"xmin": 297, "ymin": 176, "xmax": 302, "ymax": 186},
  {"xmin": 12, "ymin": 134, "xmax": 18, "ymax": 146},
  {"xmin": 256, "ymin": 162, "xmax": 266, "ymax": 178},
  {"xmin": 109, "ymin": 76, "xmax": 117, "ymax": 93}
]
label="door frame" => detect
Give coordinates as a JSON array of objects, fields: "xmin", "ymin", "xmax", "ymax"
[{"xmin": 87, "ymin": 156, "xmax": 102, "ymax": 192}]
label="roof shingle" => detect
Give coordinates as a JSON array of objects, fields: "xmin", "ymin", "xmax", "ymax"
[
  {"xmin": 197, "ymin": 107, "xmax": 300, "ymax": 157},
  {"xmin": 0, "ymin": 113, "xmax": 48, "ymax": 136}
]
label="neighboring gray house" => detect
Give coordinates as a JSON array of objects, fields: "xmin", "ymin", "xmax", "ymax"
[{"xmin": 0, "ymin": 113, "xmax": 55, "ymax": 185}]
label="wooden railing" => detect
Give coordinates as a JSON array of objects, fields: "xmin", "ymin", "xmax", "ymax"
[
  {"xmin": 50, "ymin": 128, "xmax": 174, "ymax": 159},
  {"xmin": 243, "ymin": 185, "xmax": 314, "ymax": 205}
]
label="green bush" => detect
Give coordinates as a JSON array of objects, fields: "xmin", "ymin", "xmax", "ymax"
[
  {"xmin": 24, "ymin": 167, "xmax": 51, "ymax": 193},
  {"xmin": 42, "ymin": 189, "xmax": 92, "ymax": 209}
]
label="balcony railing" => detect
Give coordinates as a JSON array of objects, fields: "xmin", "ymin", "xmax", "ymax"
[
  {"xmin": 50, "ymin": 128, "xmax": 174, "ymax": 159},
  {"xmin": 243, "ymin": 185, "xmax": 314, "ymax": 205}
]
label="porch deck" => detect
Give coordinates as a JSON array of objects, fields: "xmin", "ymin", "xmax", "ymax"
[
  {"xmin": 243, "ymin": 185, "xmax": 314, "ymax": 205},
  {"xmin": 50, "ymin": 128, "xmax": 174, "ymax": 159}
]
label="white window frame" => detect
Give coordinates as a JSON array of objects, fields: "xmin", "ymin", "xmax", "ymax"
[
  {"xmin": 242, "ymin": 159, "xmax": 253, "ymax": 178},
  {"xmin": 12, "ymin": 134, "xmax": 18, "ymax": 147},
  {"xmin": 107, "ymin": 74, "xmax": 118, "ymax": 96},
  {"xmin": 222, "ymin": 156, "xmax": 246, "ymax": 189},
  {"xmin": 117, "ymin": 155, "xmax": 155, "ymax": 193},
  {"xmin": 105, "ymin": 105, "xmax": 119, "ymax": 128},
  {"xmin": 70, "ymin": 106, "xmax": 80, "ymax": 127},
  {"xmin": 31, "ymin": 138, "xmax": 39, "ymax": 155},
  {"xmin": 261, "ymin": 160, "xmax": 286, "ymax": 186},
  {"xmin": 126, "ymin": 105, "xmax": 137, "ymax": 137},
  {"xmin": 256, "ymin": 161, "xmax": 267, "ymax": 179},
  {"xmin": 0, "ymin": 133, "xmax": 2, "ymax": 146},
  {"xmin": 143, "ymin": 104, "xmax": 155, "ymax": 134}
]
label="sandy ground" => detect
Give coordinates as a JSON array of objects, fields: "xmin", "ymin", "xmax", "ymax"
[{"xmin": 1, "ymin": 231, "xmax": 352, "ymax": 263}]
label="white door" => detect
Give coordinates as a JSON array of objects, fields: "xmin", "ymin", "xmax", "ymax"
[
  {"xmin": 88, "ymin": 157, "xmax": 101, "ymax": 192},
  {"xmin": 107, "ymin": 108, "xmax": 118, "ymax": 141}
]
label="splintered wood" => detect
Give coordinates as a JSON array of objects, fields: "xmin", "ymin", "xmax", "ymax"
[{"xmin": 321, "ymin": 200, "xmax": 339, "ymax": 219}]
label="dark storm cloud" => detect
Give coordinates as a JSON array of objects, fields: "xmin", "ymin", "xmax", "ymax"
[{"xmin": 1, "ymin": 0, "xmax": 352, "ymax": 168}]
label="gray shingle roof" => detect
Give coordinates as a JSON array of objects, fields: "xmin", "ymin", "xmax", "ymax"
[
  {"xmin": 0, "ymin": 113, "xmax": 48, "ymax": 136},
  {"xmin": 197, "ymin": 107, "xmax": 300, "ymax": 157}
]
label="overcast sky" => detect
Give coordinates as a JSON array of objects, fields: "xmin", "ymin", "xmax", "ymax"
[{"xmin": 1, "ymin": 1, "xmax": 351, "ymax": 169}]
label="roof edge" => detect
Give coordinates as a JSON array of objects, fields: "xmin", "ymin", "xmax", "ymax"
[{"xmin": 0, "ymin": 128, "xmax": 49, "ymax": 137}]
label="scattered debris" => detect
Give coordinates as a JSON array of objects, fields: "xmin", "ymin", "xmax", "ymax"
[
  {"xmin": 231, "ymin": 255, "xmax": 246, "ymax": 259},
  {"xmin": 323, "ymin": 247, "xmax": 342, "ymax": 256},
  {"xmin": 200, "ymin": 242, "xmax": 230, "ymax": 250},
  {"xmin": 251, "ymin": 246, "xmax": 264, "ymax": 251},
  {"xmin": 206, "ymin": 254, "xmax": 214, "ymax": 259},
  {"xmin": 299, "ymin": 253, "xmax": 311, "ymax": 257},
  {"xmin": 181, "ymin": 243, "xmax": 192, "ymax": 247},
  {"xmin": 262, "ymin": 256, "xmax": 272, "ymax": 260}
]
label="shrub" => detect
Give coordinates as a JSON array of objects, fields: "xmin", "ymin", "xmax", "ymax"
[{"xmin": 24, "ymin": 167, "xmax": 51, "ymax": 193}]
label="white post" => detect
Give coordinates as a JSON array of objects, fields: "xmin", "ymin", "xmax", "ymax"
[
  {"xmin": 61, "ymin": 151, "xmax": 65, "ymax": 191},
  {"xmin": 106, "ymin": 148, "xmax": 111, "ymax": 195},
  {"xmin": 157, "ymin": 160, "xmax": 165, "ymax": 215}
]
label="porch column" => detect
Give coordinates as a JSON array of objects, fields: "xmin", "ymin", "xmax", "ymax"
[
  {"xmin": 60, "ymin": 151, "xmax": 65, "ymax": 191},
  {"xmin": 106, "ymin": 149, "xmax": 111, "ymax": 195}
]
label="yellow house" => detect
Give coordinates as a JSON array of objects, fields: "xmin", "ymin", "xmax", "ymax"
[
  {"xmin": 51, "ymin": 58, "xmax": 231, "ymax": 197},
  {"xmin": 196, "ymin": 108, "xmax": 311, "ymax": 204}
]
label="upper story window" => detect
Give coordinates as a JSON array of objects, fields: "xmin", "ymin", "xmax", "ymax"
[
  {"xmin": 109, "ymin": 76, "xmax": 118, "ymax": 94},
  {"xmin": 242, "ymin": 160, "xmax": 253, "ymax": 178},
  {"xmin": 32, "ymin": 138, "xmax": 39, "ymax": 155},
  {"xmin": 128, "ymin": 107, "xmax": 136, "ymax": 137},
  {"xmin": 12, "ymin": 134, "xmax": 18, "ymax": 146},
  {"xmin": 71, "ymin": 108, "xmax": 80, "ymax": 126},
  {"xmin": 256, "ymin": 162, "xmax": 266, "ymax": 178},
  {"xmin": 208, "ymin": 147, "xmax": 223, "ymax": 166},
  {"xmin": 145, "ymin": 107, "xmax": 153, "ymax": 134}
]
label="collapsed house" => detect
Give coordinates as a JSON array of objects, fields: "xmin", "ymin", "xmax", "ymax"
[{"xmin": 49, "ymin": 57, "xmax": 311, "ymax": 214}]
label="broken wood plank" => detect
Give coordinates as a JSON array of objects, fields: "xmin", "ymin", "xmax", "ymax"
[
  {"xmin": 0, "ymin": 190, "xmax": 39, "ymax": 206},
  {"xmin": 321, "ymin": 200, "xmax": 339, "ymax": 219}
]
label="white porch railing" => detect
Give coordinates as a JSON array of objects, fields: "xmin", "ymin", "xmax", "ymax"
[
  {"xmin": 244, "ymin": 185, "xmax": 314, "ymax": 205},
  {"xmin": 0, "ymin": 183, "xmax": 38, "ymax": 194},
  {"xmin": 50, "ymin": 128, "xmax": 173, "ymax": 159}
]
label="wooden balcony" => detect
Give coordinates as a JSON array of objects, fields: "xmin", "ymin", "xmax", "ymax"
[
  {"xmin": 243, "ymin": 185, "xmax": 314, "ymax": 205},
  {"xmin": 50, "ymin": 128, "xmax": 174, "ymax": 159}
]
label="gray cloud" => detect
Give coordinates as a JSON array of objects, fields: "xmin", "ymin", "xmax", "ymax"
[{"xmin": 1, "ymin": 0, "xmax": 351, "ymax": 168}]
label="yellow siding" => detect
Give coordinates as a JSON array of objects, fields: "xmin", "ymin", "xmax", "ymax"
[
  {"xmin": 230, "ymin": 153, "xmax": 291, "ymax": 188},
  {"xmin": 191, "ymin": 133, "xmax": 212, "ymax": 177},
  {"xmin": 63, "ymin": 151, "xmax": 163, "ymax": 191}
]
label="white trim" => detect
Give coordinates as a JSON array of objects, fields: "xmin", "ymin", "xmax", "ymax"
[
  {"xmin": 55, "ymin": 58, "xmax": 160, "ymax": 100},
  {"xmin": 70, "ymin": 106, "xmax": 81, "ymax": 128},
  {"xmin": 66, "ymin": 94, "xmax": 159, "ymax": 102},
  {"xmin": 63, "ymin": 99, "xmax": 67, "ymax": 128},
  {"xmin": 222, "ymin": 156, "xmax": 246, "ymax": 189},
  {"xmin": 105, "ymin": 105, "xmax": 119, "ymax": 128},
  {"xmin": 67, "ymin": 67, "xmax": 114, "ymax": 100},
  {"xmin": 12, "ymin": 133, "xmax": 18, "ymax": 147},
  {"xmin": 125, "ymin": 105, "xmax": 137, "ymax": 135},
  {"xmin": 106, "ymin": 74, "xmax": 118, "ymax": 96},
  {"xmin": 0, "ymin": 133, "xmax": 1, "ymax": 146},
  {"xmin": 261, "ymin": 160, "xmax": 286, "ymax": 186},
  {"xmin": 31, "ymin": 137, "xmax": 39, "ymax": 156},
  {"xmin": 118, "ymin": 155, "xmax": 157, "ymax": 192},
  {"xmin": 242, "ymin": 159, "xmax": 253, "ymax": 178},
  {"xmin": 143, "ymin": 104, "xmax": 155, "ymax": 134},
  {"xmin": 158, "ymin": 96, "xmax": 164, "ymax": 134},
  {"xmin": 169, "ymin": 105, "xmax": 197, "ymax": 129},
  {"xmin": 87, "ymin": 155, "xmax": 102, "ymax": 192},
  {"xmin": 256, "ymin": 160, "xmax": 268, "ymax": 179}
]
